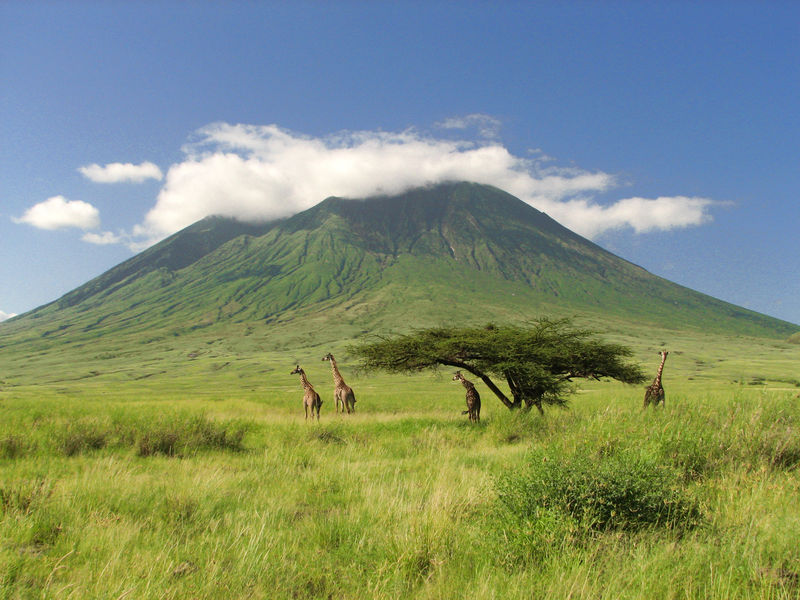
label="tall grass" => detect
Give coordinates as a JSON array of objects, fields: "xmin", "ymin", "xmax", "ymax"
[
  {"xmin": 1, "ymin": 375, "xmax": 798, "ymax": 599},
  {"xmin": 0, "ymin": 411, "xmax": 248, "ymax": 459}
]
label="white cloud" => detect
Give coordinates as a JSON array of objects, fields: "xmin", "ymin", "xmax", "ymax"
[
  {"xmin": 120, "ymin": 121, "xmax": 715, "ymax": 248},
  {"xmin": 82, "ymin": 231, "xmax": 122, "ymax": 245},
  {"xmin": 79, "ymin": 161, "xmax": 163, "ymax": 183},
  {"xmin": 14, "ymin": 196, "xmax": 101, "ymax": 231},
  {"xmin": 0, "ymin": 310, "xmax": 17, "ymax": 322},
  {"xmin": 537, "ymin": 195, "xmax": 715, "ymax": 238},
  {"xmin": 436, "ymin": 113, "xmax": 502, "ymax": 139}
]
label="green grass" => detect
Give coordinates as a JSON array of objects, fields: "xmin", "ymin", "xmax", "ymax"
[{"xmin": 1, "ymin": 337, "xmax": 799, "ymax": 599}]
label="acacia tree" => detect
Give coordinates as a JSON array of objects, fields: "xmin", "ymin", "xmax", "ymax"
[{"xmin": 348, "ymin": 319, "xmax": 646, "ymax": 413}]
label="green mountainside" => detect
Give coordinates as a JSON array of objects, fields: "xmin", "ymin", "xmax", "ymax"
[{"xmin": 1, "ymin": 182, "xmax": 796, "ymax": 382}]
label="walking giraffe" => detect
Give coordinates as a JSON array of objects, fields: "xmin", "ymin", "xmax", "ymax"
[
  {"xmin": 643, "ymin": 350, "xmax": 668, "ymax": 408},
  {"xmin": 322, "ymin": 353, "xmax": 356, "ymax": 414},
  {"xmin": 453, "ymin": 371, "xmax": 481, "ymax": 423},
  {"xmin": 290, "ymin": 365, "xmax": 322, "ymax": 421}
]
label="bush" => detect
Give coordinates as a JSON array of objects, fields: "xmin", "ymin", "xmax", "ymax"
[
  {"xmin": 759, "ymin": 425, "xmax": 800, "ymax": 470},
  {"xmin": 0, "ymin": 434, "xmax": 30, "ymax": 459},
  {"xmin": 1, "ymin": 414, "xmax": 249, "ymax": 459},
  {"xmin": 57, "ymin": 420, "xmax": 110, "ymax": 456},
  {"xmin": 496, "ymin": 448, "xmax": 702, "ymax": 533},
  {"xmin": 135, "ymin": 414, "xmax": 248, "ymax": 457},
  {"xmin": 0, "ymin": 478, "xmax": 52, "ymax": 515}
]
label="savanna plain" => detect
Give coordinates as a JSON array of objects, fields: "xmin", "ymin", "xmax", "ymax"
[{"xmin": 1, "ymin": 328, "xmax": 799, "ymax": 599}]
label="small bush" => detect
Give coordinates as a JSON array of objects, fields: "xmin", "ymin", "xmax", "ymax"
[
  {"xmin": 135, "ymin": 414, "xmax": 248, "ymax": 457},
  {"xmin": 56, "ymin": 420, "xmax": 110, "ymax": 456},
  {"xmin": 137, "ymin": 429, "xmax": 180, "ymax": 457},
  {"xmin": 0, "ymin": 478, "xmax": 52, "ymax": 515},
  {"xmin": 496, "ymin": 448, "xmax": 702, "ymax": 533},
  {"xmin": 760, "ymin": 426, "xmax": 800, "ymax": 470},
  {"xmin": 309, "ymin": 427, "xmax": 346, "ymax": 445},
  {"xmin": 0, "ymin": 434, "xmax": 30, "ymax": 459}
]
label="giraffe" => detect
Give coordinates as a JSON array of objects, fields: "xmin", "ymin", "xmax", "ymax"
[
  {"xmin": 643, "ymin": 350, "xmax": 668, "ymax": 408},
  {"xmin": 322, "ymin": 353, "xmax": 356, "ymax": 414},
  {"xmin": 290, "ymin": 365, "xmax": 322, "ymax": 421},
  {"xmin": 453, "ymin": 371, "xmax": 481, "ymax": 423}
]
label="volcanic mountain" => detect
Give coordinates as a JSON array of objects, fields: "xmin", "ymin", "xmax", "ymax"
[{"xmin": 1, "ymin": 182, "xmax": 795, "ymax": 381}]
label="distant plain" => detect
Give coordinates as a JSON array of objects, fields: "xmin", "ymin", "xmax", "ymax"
[{"xmin": 1, "ymin": 322, "xmax": 799, "ymax": 599}]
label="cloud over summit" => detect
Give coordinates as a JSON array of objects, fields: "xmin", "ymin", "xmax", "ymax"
[
  {"xmin": 132, "ymin": 122, "xmax": 713, "ymax": 247},
  {"xmin": 15, "ymin": 121, "xmax": 714, "ymax": 250}
]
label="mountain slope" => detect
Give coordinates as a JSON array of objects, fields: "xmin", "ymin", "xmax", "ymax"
[{"xmin": 1, "ymin": 182, "xmax": 796, "ymax": 381}]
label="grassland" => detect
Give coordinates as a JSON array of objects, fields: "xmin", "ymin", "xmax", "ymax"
[{"xmin": 1, "ymin": 332, "xmax": 799, "ymax": 599}]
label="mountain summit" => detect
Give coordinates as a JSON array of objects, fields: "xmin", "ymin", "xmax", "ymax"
[{"xmin": 2, "ymin": 182, "xmax": 796, "ymax": 362}]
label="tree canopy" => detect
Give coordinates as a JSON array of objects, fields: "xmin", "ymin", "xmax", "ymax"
[{"xmin": 348, "ymin": 319, "xmax": 646, "ymax": 413}]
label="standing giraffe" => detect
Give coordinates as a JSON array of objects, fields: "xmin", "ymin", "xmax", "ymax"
[
  {"xmin": 290, "ymin": 365, "xmax": 322, "ymax": 421},
  {"xmin": 453, "ymin": 371, "xmax": 481, "ymax": 423},
  {"xmin": 322, "ymin": 353, "xmax": 356, "ymax": 414},
  {"xmin": 643, "ymin": 350, "xmax": 668, "ymax": 408}
]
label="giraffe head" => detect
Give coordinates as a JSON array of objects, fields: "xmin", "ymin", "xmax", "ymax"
[
  {"xmin": 660, "ymin": 350, "xmax": 669, "ymax": 360},
  {"xmin": 453, "ymin": 371, "xmax": 464, "ymax": 382},
  {"xmin": 290, "ymin": 365, "xmax": 304, "ymax": 375},
  {"xmin": 322, "ymin": 353, "xmax": 334, "ymax": 362}
]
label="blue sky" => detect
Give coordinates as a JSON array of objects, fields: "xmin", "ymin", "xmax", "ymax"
[{"xmin": 1, "ymin": 1, "xmax": 798, "ymax": 326}]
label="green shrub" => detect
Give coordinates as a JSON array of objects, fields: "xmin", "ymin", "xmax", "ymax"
[
  {"xmin": 0, "ymin": 478, "xmax": 52, "ymax": 515},
  {"xmin": 135, "ymin": 414, "xmax": 248, "ymax": 457},
  {"xmin": 496, "ymin": 448, "xmax": 702, "ymax": 533},
  {"xmin": 56, "ymin": 419, "xmax": 110, "ymax": 456},
  {"xmin": 759, "ymin": 425, "xmax": 800, "ymax": 470},
  {"xmin": 0, "ymin": 434, "xmax": 30, "ymax": 459},
  {"xmin": 137, "ymin": 428, "xmax": 181, "ymax": 457},
  {"xmin": 307, "ymin": 424, "xmax": 346, "ymax": 445}
]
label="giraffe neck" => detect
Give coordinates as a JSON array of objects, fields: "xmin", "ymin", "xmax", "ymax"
[
  {"xmin": 329, "ymin": 357, "xmax": 345, "ymax": 387},
  {"xmin": 299, "ymin": 371, "xmax": 313, "ymax": 391},
  {"xmin": 653, "ymin": 354, "xmax": 667, "ymax": 387},
  {"xmin": 458, "ymin": 375, "xmax": 474, "ymax": 390}
]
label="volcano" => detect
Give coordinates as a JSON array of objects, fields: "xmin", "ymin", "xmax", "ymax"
[{"xmin": 1, "ymin": 182, "xmax": 795, "ymax": 382}]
